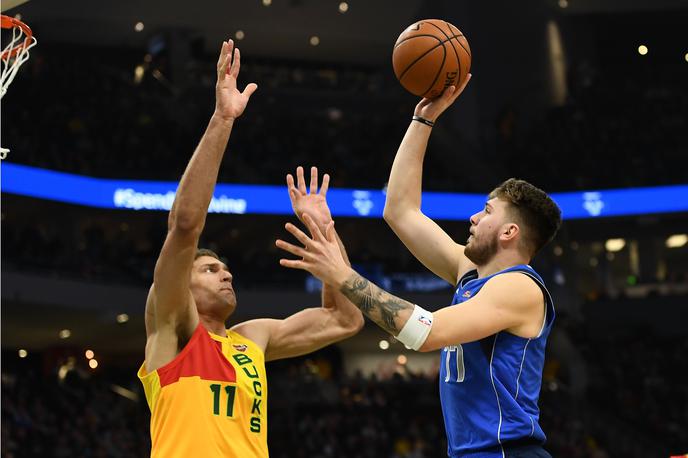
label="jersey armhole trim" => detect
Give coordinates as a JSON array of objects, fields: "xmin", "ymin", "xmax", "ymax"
[{"xmin": 512, "ymin": 270, "xmax": 554, "ymax": 339}]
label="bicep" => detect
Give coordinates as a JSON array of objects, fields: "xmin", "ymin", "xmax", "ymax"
[
  {"xmin": 266, "ymin": 309, "xmax": 335, "ymax": 361},
  {"xmin": 421, "ymin": 274, "xmax": 543, "ymax": 351},
  {"xmin": 424, "ymin": 302, "xmax": 512, "ymax": 351},
  {"xmin": 385, "ymin": 209, "xmax": 473, "ymax": 284},
  {"xmin": 237, "ymin": 309, "xmax": 348, "ymax": 362}
]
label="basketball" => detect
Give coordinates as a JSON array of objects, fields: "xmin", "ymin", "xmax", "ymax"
[{"xmin": 392, "ymin": 19, "xmax": 471, "ymax": 98}]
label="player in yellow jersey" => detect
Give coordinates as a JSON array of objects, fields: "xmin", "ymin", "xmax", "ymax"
[{"xmin": 137, "ymin": 39, "xmax": 364, "ymax": 458}]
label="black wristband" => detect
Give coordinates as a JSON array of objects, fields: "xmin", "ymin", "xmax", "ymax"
[{"xmin": 412, "ymin": 115, "xmax": 435, "ymax": 127}]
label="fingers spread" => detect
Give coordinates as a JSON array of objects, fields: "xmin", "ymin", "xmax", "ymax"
[
  {"xmin": 310, "ymin": 166, "xmax": 318, "ymax": 194},
  {"xmin": 217, "ymin": 41, "xmax": 227, "ymax": 68},
  {"xmin": 279, "ymin": 258, "xmax": 306, "ymax": 270},
  {"xmin": 285, "ymin": 222, "xmax": 313, "ymax": 247},
  {"xmin": 217, "ymin": 42, "xmax": 230, "ymax": 80},
  {"xmin": 225, "ymin": 40, "xmax": 235, "ymax": 76},
  {"xmin": 320, "ymin": 173, "xmax": 330, "ymax": 196},
  {"xmin": 229, "ymin": 47, "xmax": 240, "ymax": 78},
  {"xmin": 286, "ymin": 174, "xmax": 299, "ymax": 204},
  {"xmin": 275, "ymin": 239, "xmax": 309, "ymax": 259},
  {"xmin": 242, "ymin": 82, "xmax": 258, "ymax": 98},
  {"xmin": 302, "ymin": 213, "xmax": 325, "ymax": 241},
  {"xmin": 288, "ymin": 188, "xmax": 299, "ymax": 205},
  {"xmin": 296, "ymin": 166, "xmax": 307, "ymax": 194}
]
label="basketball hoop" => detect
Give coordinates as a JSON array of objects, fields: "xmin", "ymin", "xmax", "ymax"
[{"xmin": 1, "ymin": 14, "xmax": 37, "ymax": 159}]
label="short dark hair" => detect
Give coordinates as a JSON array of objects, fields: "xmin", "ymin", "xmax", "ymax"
[
  {"xmin": 195, "ymin": 248, "xmax": 221, "ymax": 261},
  {"xmin": 489, "ymin": 178, "xmax": 562, "ymax": 258}
]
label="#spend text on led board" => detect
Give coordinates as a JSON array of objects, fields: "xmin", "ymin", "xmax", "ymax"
[{"xmin": 2, "ymin": 163, "xmax": 687, "ymax": 220}]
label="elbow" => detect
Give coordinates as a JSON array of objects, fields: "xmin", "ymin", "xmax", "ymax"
[
  {"xmin": 168, "ymin": 219, "xmax": 204, "ymax": 240},
  {"xmin": 342, "ymin": 313, "xmax": 365, "ymax": 338},
  {"xmin": 353, "ymin": 313, "xmax": 365, "ymax": 333},
  {"xmin": 382, "ymin": 205, "xmax": 416, "ymax": 226},
  {"xmin": 382, "ymin": 205, "xmax": 394, "ymax": 223},
  {"xmin": 347, "ymin": 314, "xmax": 365, "ymax": 337},
  {"xmin": 169, "ymin": 212, "xmax": 204, "ymax": 235},
  {"xmin": 382, "ymin": 198, "xmax": 403, "ymax": 221},
  {"xmin": 382, "ymin": 204, "xmax": 401, "ymax": 225}
]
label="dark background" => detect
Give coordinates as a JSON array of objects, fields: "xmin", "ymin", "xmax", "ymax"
[{"xmin": 2, "ymin": 0, "xmax": 687, "ymax": 456}]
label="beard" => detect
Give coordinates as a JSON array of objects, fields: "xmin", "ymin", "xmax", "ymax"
[{"xmin": 464, "ymin": 233, "xmax": 499, "ymax": 266}]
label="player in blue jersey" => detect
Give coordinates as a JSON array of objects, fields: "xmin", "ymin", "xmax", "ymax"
[{"xmin": 276, "ymin": 75, "xmax": 562, "ymax": 458}]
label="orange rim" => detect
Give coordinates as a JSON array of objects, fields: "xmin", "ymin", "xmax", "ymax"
[{"xmin": 1, "ymin": 14, "xmax": 34, "ymax": 60}]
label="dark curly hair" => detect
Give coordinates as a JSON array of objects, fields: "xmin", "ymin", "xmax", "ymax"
[{"xmin": 489, "ymin": 178, "xmax": 562, "ymax": 258}]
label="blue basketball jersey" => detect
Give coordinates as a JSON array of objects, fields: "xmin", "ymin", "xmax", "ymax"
[{"xmin": 439, "ymin": 264, "xmax": 554, "ymax": 458}]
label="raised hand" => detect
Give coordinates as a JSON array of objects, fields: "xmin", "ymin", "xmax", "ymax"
[
  {"xmin": 214, "ymin": 39, "xmax": 258, "ymax": 121},
  {"xmin": 286, "ymin": 166, "xmax": 332, "ymax": 230},
  {"xmin": 276, "ymin": 214, "xmax": 351, "ymax": 287},
  {"xmin": 414, "ymin": 73, "xmax": 472, "ymax": 123}
]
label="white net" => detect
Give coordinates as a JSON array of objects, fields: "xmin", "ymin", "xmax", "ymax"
[
  {"xmin": 1, "ymin": 15, "xmax": 37, "ymax": 159},
  {"xmin": 1, "ymin": 18, "xmax": 36, "ymax": 98}
]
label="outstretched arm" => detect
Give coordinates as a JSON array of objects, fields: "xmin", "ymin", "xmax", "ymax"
[
  {"xmin": 232, "ymin": 167, "xmax": 363, "ymax": 361},
  {"xmin": 276, "ymin": 215, "xmax": 544, "ymax": 351},
  {"xmin": 383, "ymin": 75, "xmax": 475, "ymax": 284},
  {"xmin": 286, "ymin": 166, "xmax": 351, "ymax": 265},
  {"xmin": 145, "ymin": 40, "xmax": 257, "ymax": 370},
  {"xmin": 286, "ymin": 168, "xmax": 353, "ymax": 321},
  {"xmin": 336, "ymin": 271, "xmax": 543, "ymax": 351}
]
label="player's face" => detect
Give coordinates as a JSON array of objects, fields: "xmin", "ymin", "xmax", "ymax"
[
  {"xmin": 190, "ymin": 256, "xmax": 237, "ymax": 315},
  {"xmin": 464, "ymin": 198, "xmax": 506, "ymax": 265}
]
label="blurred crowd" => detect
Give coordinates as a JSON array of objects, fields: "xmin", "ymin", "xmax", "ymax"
[
  {"xmin": 499, "ymin": 59, "xmax": 687, "ymax": 191},
  {"xmin": 4, "ymin": 205, "xmax": 686, "ymax": 299},
  {"xmin": 583, "ymin": 333, "xmax": 688, "ymax": 453},
  {"xmin": 3, "ymin": 330, "xmax": 686, "ymax": 457},
  {"xmin": 1, "ymin": 208, "xmax": 440, "ymax": 290},
  {"xmin": 2, "ymin": 46, "xmax": 416, "ymax": 190}
]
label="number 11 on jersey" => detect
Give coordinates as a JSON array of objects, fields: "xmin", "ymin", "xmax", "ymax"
[
  {"xmin": 210, "ymin": 383, "xmax": 237, "ymax": 417},
  {"xmin": 444, "ymin": 345, "xmax": 465, "ymax": 383}
]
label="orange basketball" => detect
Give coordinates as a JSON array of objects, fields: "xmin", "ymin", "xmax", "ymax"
[{"xmin": 392, "ymin": 19, "xmax": 471, "ymax": 98}]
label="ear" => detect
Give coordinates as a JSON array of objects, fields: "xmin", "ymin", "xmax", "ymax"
[{"xmin": 500, "ymin": 223, "xmax": 520, "ymax": 242}]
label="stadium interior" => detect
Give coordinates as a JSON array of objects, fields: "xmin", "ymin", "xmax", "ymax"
[{"xmin": 2, "ymin": 0, "xmax": 687, "ymax": 456}]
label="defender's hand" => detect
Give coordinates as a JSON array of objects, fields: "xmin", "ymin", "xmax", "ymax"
[
  {"xmin": 214, "ymin": 40, "xmax": 258, "ymax": 121},
  {"xmin": 287, "ymin": 166, "xmax": 332, "ymax": 230},
  {"xmin": 414, "ymin": 73, "xmax": 472, "ymax": 123}
]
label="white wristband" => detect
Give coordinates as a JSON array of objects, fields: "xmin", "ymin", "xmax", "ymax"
[{"xmin": 396, "ymin": 304, "xmax": 433, "ymax": 351}]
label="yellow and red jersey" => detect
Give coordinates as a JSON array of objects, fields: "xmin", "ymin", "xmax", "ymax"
[{"xmin": 138, "ymin": 323, "xmax": 268, "ymax": 457}]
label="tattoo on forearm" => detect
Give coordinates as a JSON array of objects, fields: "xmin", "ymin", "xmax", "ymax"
[{"xmin": 340, "ymin": 273, "xmax": 414, "ymax": 335}]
